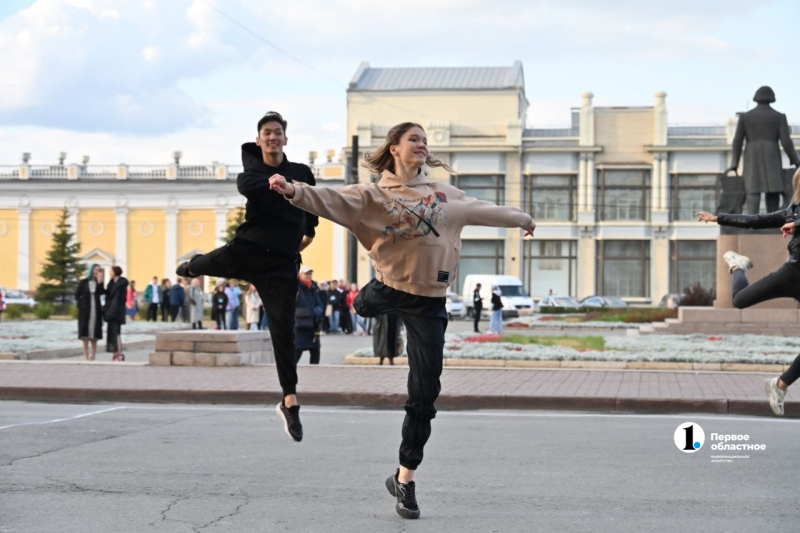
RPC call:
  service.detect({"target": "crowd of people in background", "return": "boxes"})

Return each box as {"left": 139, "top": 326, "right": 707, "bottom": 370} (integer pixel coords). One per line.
{"left": 319, "top": 278, "right": 370, "bottom": 336}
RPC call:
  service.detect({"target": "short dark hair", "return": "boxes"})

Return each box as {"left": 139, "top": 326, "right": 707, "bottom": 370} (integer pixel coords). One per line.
{"left": 112, "top": 266, "right": 123, "bottom": 277}
{"left": 257, "top": 111, "right": 287, "bottom": 134}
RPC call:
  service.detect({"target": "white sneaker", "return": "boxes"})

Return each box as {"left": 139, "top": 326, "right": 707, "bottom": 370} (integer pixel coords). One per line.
{"left": 722, "top": 251, "right": 753, "bottom": 273}
{"left": 764, "top": 377, "right": 786, "bottom": 416}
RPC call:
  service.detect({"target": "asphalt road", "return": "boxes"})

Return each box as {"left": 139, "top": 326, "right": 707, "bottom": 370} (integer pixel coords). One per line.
{"left": 2, "top": 401, "right": 797, "bottom": 532}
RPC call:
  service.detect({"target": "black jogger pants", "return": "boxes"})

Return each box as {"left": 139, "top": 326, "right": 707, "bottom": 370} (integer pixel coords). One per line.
{"left": 354, "top": 279, "right": 448, "bottom": 470}
{"left": 188, "top": 238, "right": 300, "bottom": 395}
{"left": 731, "top": 264, "right": 800, "bottom": 385}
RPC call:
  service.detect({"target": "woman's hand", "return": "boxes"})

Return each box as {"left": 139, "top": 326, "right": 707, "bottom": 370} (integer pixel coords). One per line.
{"left": 524, "top": 220, "right": 536, "bottom": 237}
{"left": 696, "top": 211, "right": 718, "bottom": 223}
{"left": 781, "top": 222, "right": 796, "bottom": 238}
{"left": 269, "top": 174, "right": 296, "bottom": 198}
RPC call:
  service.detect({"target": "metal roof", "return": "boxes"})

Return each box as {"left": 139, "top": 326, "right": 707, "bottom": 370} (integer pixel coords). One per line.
{"left": 349, "top": 61, "right": 524, "bottom": 91}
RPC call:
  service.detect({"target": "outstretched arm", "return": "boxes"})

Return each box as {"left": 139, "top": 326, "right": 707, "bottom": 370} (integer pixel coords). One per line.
{"left": 269, "top": 174, "right": 365, "bottom": 231}
{"left": 465, "top": 194, "right": 536, "bottom": 235}
{"left": 697, "top": 209, "right": 787, "bottom": 229}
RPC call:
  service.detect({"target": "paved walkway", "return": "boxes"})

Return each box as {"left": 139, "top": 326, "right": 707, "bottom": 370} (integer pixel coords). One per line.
{"left": 0, "top": 362, "right": 793, "bottom": 417}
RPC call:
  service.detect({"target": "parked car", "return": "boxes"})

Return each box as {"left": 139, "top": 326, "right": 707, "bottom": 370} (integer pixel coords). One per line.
{"left": 0, "top": 288, "right": 36, "bottom": 307}
{"left": 461, "top": 275, "right": 534, "bottom": 318}
{"left": 658, "top": 293, "right": 682, "bottom": 309}
{"left": 537, "top": 295, "right": 581, "bottom": 311}
{"left": 445, "top": 292, "right": 466, "bottom": 320}
{"left": 580, "top": 296, "right": 630, "bottom": 309}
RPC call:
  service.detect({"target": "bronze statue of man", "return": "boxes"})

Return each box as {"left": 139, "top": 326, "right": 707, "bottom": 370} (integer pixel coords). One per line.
{"left": 727, "top": 86, "right": 800, "bottom": 214}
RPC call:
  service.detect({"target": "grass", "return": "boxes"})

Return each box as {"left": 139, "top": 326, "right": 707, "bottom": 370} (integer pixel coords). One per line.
{"left": 501, "top": 334, "right": 606, "bottom": 351}
{"left": 580, "top": 308, "right": 678, "bottom": 323}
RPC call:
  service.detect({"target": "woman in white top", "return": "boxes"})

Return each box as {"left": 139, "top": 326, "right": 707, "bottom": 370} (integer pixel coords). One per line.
{"left": 245, "top": 284, "right": 262, "bottom": 330}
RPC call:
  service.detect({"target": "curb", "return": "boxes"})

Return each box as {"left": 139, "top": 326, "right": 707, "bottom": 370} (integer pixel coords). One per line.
{"left": 4, "top": 340, "right": 154, "bottom": 361}
{"left": 0, "top": 386, "right": 791, "bottom": 417}
{"left": 342, "top": 355, "right": 790, "bottom": 373}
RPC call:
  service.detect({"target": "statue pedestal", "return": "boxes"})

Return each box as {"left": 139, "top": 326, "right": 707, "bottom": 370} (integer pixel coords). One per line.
{"left": 715, "top": 230, "right": 798, "bottom": 309}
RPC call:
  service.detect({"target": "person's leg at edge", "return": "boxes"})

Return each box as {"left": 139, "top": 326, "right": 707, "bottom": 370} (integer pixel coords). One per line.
{"left": 81, "top": 339, "right": 89, "bottom": 361}
{"left": 731, "top": 264, "right": 800, "bottom": 310}
{"left": 397, "top": 314, "right": 447, "bottom": 484}
{"left": 309, "top": 347, "right": 320, "bottom": 365}
{"left": 295, "top": 349, "right": 304, "bottom": 364}
{"left": 90, "top": 339, "right": 97, "bottom": 360}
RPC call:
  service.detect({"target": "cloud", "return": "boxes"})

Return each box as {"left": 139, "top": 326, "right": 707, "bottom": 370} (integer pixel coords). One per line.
{"left": 0, "top": 0, "right": 245, "bottom": 134}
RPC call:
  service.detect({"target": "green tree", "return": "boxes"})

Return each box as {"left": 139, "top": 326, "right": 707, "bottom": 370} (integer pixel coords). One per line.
{"left": 37, "top": 208, "right": 82, "bottom": 304}
{"left": 225, "top": 207, "right": 245, "bottom": 243}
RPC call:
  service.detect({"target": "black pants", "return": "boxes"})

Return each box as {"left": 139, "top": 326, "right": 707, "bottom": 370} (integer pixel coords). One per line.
{"left": 296, "top": 347, "right": 320, "bottom": 365}
{"left": 147, "top": 303, "right": 158, "bottom": 321}
{"left": 731, "top": 264, "right": 800, "bottom": 385}
{"left": 215, "top": 311, "right": 227, "bottom": 330}
{"left": 161, "top": 303, "right": 170, "bottom": 322}
{"left": 746, "top": 192, "right": 781, "bottom": 215}
{"left": 340, "top": 307, "right": 353, "bottom": 334}
{"left": 106, "top": 321, "right": 122, "bottom": 353}
{"left": 473, "top": 305, "right": 482, "bottom": 332}
{"left": 354, "top": 279, "right": 447, "bottom": 470}
{"left": 170, "top": 306, "right": 182, "bottom": 322}
{"left": 189, "top": 238, "right": 300, "bottom": 395}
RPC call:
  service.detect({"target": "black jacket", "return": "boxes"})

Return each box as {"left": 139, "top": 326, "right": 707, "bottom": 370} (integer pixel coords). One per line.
{"left": 103, "top": 277, "right": 128, "bottom": 324}
{"left": 473, "top": 289, "right": 483, "bottom": 309}
{"left": 295, "top": 281, "right": 324, "bottom": 351}
{"left": 718, "top": 205, "right": 800, "bottom": 263}
{"left": 491, "top": 293, "right": 504, "bottom": 311}
{"left": 234, "top": 143, "right": 318, "bottom": 253}
{"left": 76, "top": 278, "right": 105, "bottom": 339}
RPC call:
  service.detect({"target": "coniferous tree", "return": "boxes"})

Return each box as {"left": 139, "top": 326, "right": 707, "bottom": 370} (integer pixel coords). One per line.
{"left": 37, "top": 208, "right": 82, "bottom": 304}
{"left": 225, "top": 207, "right": 245, "bottom": 243}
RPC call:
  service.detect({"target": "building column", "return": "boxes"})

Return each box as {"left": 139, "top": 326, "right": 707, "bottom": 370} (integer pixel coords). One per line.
{"left": 505, "top": 152, "right": 523, "bottom": 278}
{"left": 18, "top": 208, "right": 31, "bottom": 290}
{"left": 333, "top": 224, "right": 346, "bottom": 280}
{"left": 577, "top": 228, "right": 596, "bottom": 300}
{"left": 651, "top": 154, "right": 662, "bottom": 214}
{"left": 165, "top": 209, "right": 178, "bottom": 278}
{"left": 115, "top": 208, "right": 128, "bottom": 273}
{"left": 651, "top": 232, "right": 670, "bottom": 303}
{"left": 214, "top": 208, "right": 228, "bottom": 249}
{"left": 67, "top": 207, "right": 79, "bottom": 246}
{"left": 662, "top": 155, "right": 669, "bottom": 210}
{"left": 586, "top": 155, "right": 596, "bottom": 211}
{"left": 578, "top": 154, "right": 588, "bottom": 211}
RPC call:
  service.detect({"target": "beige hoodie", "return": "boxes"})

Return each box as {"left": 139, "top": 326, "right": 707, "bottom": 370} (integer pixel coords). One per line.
{"left": 288, "top": 169, "right": 534, "bottom": 297}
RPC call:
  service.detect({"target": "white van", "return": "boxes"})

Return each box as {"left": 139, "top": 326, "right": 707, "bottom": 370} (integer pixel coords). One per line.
{"left": 461, "top": 275, "right": 534, "bottom": 318}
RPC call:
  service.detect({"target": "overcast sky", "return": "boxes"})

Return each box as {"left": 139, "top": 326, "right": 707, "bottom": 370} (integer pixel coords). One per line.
{"left": 1, "top": 0, "right": 798, "bottom": 165}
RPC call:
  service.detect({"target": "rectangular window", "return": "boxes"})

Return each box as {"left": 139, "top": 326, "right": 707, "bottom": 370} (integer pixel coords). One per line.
{"left": 597, "top": 240, "right": 650, "bottom": 297}
{"left": 670, "top": 174, "right": 719, "bottom": 221}
{"left": 451, "top": 174, "right": 504, "bottom": 205}
{"left": 525, "top": 175, "right": 577, "bottom": 222}
{"left": 455, "top": 240, "right": 505, "bottom": 293}
{"left": 670, "top": 240, "right": 717, "bottom": 293}
{"left": 523, "top": 240, "right": 577, "bottom": 298}
{"left": 597, "top": 169, "right": 650, "bottom": 222}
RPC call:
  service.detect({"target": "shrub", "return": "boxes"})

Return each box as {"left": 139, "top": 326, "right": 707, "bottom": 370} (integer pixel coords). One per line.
{"left": 33, "top": 303, "right": 55, "bottom": 319}
{"left": 4, "top": 304, "right": 25, "bottom": 319}
{"left": 582, "top": 308, "right": 678, "bottom": 323}
{"left": 680, "top": 283, "right": 716, "bottom": 307}
{"left": 69, "top": 305, "right": 80, "bottom": 319}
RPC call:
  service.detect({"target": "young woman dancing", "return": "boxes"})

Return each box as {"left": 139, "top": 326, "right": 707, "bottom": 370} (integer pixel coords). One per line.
{"left": 270, "top": 122, "right": 535, "bottom": 519}
{"left": 697, "top": 169, "right": 800, "bottom": 416}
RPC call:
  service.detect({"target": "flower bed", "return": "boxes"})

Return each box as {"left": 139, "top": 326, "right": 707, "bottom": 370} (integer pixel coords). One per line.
{"left": 351, "top": 331, "right": 800, "bottom": 365}
{"left": 0, "top": 320, "right": 188, "bottom": 353}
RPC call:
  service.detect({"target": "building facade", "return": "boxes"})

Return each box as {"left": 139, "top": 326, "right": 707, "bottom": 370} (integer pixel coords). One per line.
{"left": 2, "top": 61, "right": 797, "bottom": 302}
{"left": 0, "top": 160, "right": 348, "bottom": 292}
{"left": 346, "top": 61, "right": 798, "bottom": 302}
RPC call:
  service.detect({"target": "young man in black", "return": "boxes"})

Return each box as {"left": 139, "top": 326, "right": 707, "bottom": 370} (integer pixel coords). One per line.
{"left": 176, "top": 111, "right": 317, "bottom": 442}
{"left": 473, "top": 283, "right": 483, "bottom": 333}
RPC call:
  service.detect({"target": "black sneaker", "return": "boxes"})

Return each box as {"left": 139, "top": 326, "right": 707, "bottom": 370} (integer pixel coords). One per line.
{"left": 385, "top": 469, "right": 420, "bottom": 519}
{"left": 275, "top": 401, "right": 303, "bottom": 442}
{"left": 175, "top": 260, "right": 198, "bottom": 279}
